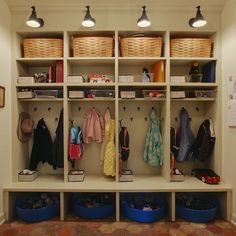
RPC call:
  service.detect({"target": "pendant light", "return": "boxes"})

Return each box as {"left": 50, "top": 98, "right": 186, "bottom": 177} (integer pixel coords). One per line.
{"left": 26, "top": 6, "right": 44, "bottom": 28}
{"left": 137, "top": 6, "right": 151, "bottom": 28}
{"left": 189, "top": 6, "right": 207, "bottom": 28}
{"left": 82, "top": 6, "right": 96, "bottom": 27}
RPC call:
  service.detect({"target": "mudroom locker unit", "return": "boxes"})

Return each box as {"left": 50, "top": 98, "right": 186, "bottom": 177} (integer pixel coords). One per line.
{"left": 3, "top": 25, "right": 232, "bottom": 221}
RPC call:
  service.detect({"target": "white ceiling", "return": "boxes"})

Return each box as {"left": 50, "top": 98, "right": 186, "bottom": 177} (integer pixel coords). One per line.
{"left": 5, "top": 0, "right": 228, "bottom": 12}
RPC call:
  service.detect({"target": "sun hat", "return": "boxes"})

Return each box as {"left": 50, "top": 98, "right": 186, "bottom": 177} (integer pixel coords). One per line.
{"left": 17, "top": 112, "right": 34, "bottom": 142}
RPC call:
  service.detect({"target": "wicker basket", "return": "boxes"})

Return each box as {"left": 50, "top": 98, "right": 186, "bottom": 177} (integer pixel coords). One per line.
{"left": 23, "top": 38, "right": 63, "bottom": 58}
{"left": 170, "top": 38, "right": 212, "bottom": 57}
{"left": 72, "top": 37, "right": 114, "bottom": 57}
{"left": 120, "top": 37, "right": 163, "bottom": 57}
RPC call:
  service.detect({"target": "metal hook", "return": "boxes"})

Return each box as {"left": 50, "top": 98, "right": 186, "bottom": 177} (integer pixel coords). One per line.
{"left": 34, "top": 107, "right": 37, "bottom": 111}
{"left": 123, "top": 106, "right": 126, "bottom": 111}
{"left": 55, "top": 117, "right": 58, "bottom": 122}
{"left": 130, "top": 117, "right": 133, "bottom": 121}
{"left": 175, "top": 117, "right": 178, "bottom": 122}
{"left": 48, "top": 107, "right": 51, "bottom": 111}
{"left": 78, "top": 107, "right": 81, "bottom": 111}
{"left": 144, "top": 117, "right": 148, "bottom": 122}
{"left": 196, "top": 106, "right": 199, "bottom": 111}
{"left": 137, "top": 107, "right": 140, "bottom": 111}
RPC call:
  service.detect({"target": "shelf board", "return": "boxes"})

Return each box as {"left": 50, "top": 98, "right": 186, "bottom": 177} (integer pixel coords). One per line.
{"left": 67, "top": 57, "right": 115, "bottom": 66}
{"left": 171, "top": 98, "right": 215, "bottom": 102}
{"left": 118, "top": 57, "right": 166, "bottom": 66}
{"left": 170, "top": 57, "right": 217, "bottom": 66}
{"left": 67, "top": 82, "right": 115, "bottom": 87}
{"left": 18, "top": 98, "right": 63, "bottom": 102}
{"left": 119, "top": 98, "right": 166, "bottom": 101}
{"left": 170, "top": 82, "right": 217, "bottom": 88}
{"left": 16, "top": 58, "right": 63, "bottom": 66}
{"left": 3, "top": 175, "right": 231, "bottom": 192}
{"left": 68, "top": 98, "right": 115, "bottom": 102}
{"left": 16, "top": 83, "right": 64, "bottom": 87}
{"left": 118, "top": 82, "right": 166, "bottom": 87}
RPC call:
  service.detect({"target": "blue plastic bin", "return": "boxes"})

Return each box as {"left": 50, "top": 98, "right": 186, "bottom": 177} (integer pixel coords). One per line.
{"left": 176, "top": 205, "right": 217, "bottom": 223}
{"left": 16, "top": 202, "right": 60, "bottom": 222}
{"left": 72, "top": 202, "right": 115, "bottom": 219}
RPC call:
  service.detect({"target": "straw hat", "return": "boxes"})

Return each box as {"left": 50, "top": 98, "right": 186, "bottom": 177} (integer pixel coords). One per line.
{"left": 17, "top": 112, "right": 34, "bottom": 142}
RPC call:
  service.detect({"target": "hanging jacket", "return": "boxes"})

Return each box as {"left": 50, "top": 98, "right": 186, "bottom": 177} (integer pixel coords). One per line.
{"left": 83, "top": 107, "right": 104, "bottom": 144}
{"left": 119, "top": 127, "right": 130, "bottom": 162}
{"left": 143, "top": 110, "right": 163, "bottom": 166}
{"left": 103, "top": 109, "right": 116, "bottom": 177}
{"left": 29, "top": 118, "right": 53, "bottom": 170}
{"left": 69, "top": 126, "right": 83, "bottom": 161}
{"left": 52, "top": 109, "right": 64, "bottom": 169}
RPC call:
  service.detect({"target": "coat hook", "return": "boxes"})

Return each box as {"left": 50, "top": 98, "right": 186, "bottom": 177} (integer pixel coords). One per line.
{"left": 175, "top": 117, "right": 178, "bottom": 122}
{"left": 78, "top": 107, "right": 81, "bottom": 111}
{"left": 123, "top": 106, "right": 126, "bottom": 111}
{"left": 34, "top": 107, "right": 37, "bottom": 111}
{"left": 189, "top": 117, "right": 192, "bottom": 121}
{"left": 130, "top": 117, "right": 133, "bottom": 121}
{"left": 152, "top": 107, "right": 154, "bottom": 110}
{"left": 55, "top": 117, "right": 58, "bottom": 122}
{"left": 107, "top": 106, "right": 110, "bottom": 110}
{"left": 144, "top": 117, "right": 147, "bottom": 122}
{"left": 48, "top": 107, "right": 51, "bottom": 111}
{"left": 137, "top": 107, "right": 140, "bottom": 111}
{"left": 196, "top": 106, "right": 199, "bottom": 111}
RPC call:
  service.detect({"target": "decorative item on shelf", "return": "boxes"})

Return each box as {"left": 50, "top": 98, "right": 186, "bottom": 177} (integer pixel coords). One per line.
{"left": 143, "top": 90, "right": 165, "bottom": 99}
{"left": 18, "top": 76, "right": 35, "bottom": 84}
{"left": 189, "top": 6, "right": 207, "bottom": 28}
{"left": 0, "top": 86, "right": 5, "bottom": 108}
{"left": 68, "top": 170, "right": 85, "bottom": 182}
{"left": 34, "top": 72, "right": 48, "bottom": 83}
{"left": 17, "top": 89, "right": 34, "bottom": 99}
{"left": 120, "top": 91, "right": 136, "bottom": 99}
{"left": 119, "top": 75, "right": 134, "bottom": 83}
{"left": 69, "top": 91, "right": 85, "bottom": 99}
{"left": 48, "top": 60, "right": 63, "bottom": 83}
{"left": 26, "top": 6, "right": 44, "bottom": 28}
{"left": 81, "top": 6, "right": 96, "bottom": 27}
{"left": 142, "top": 68, "right": 151, "bottom": 82}
{"left": 23, "top": 38, "right": 63, "bottom": 58}
{"left": 202, "top": 61, "right": 216, "bottom": 83}
{"left": 170, "top": 38, "right": 212, "bottom": 58}
{"left": 72, "top": 36, "right": 113, "bottom": 57}
{"left": 67, "top": 75, "right": 84, "bottom": 83}
{"left": 189, "top": 61, "right": 203, "bottom": 82}
{"left": 170, "top": 91, "right": 185, "bottom": 99}
{"left": 119, "top": 170, "right": 133, "bottom": 182}
{"left": 137, "top": 6, "right": 151, "bottom": 28}
{"left": 18, "top": 169, "right": 38, "bottom": 182}
{"left": 88, "top": 74, "right": 113, "bottom": 83}
{"left": 152, "top": 60, "right": 165, "bottom": 82}
{"left": 120, "top": 35, "right": 163, "bottom": 57}
{"left": 192, "top": 168, "right": 220, "bottom": 184}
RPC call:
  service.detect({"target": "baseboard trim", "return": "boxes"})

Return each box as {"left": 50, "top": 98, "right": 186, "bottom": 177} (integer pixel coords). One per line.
{"left": 0, "top": 212, "right": 4, "bottom": 224}
{"left": 231, "top": 213, "right": 236, "bottom": 225}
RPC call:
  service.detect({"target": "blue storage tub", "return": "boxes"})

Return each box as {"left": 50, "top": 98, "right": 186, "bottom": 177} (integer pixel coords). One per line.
{"left": 72, "top": 202, "right": 115, "bottom": 219}
{"left": 176, "top": 205, "right": 217, "bottom": 223}
{"left": 16, "top": 202, "right": 60, "bottom": 222}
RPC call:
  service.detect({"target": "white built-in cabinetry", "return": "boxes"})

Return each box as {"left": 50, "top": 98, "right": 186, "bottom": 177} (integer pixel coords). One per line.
{"left": 3, "top": 30, "right": 232, "bottom": 222}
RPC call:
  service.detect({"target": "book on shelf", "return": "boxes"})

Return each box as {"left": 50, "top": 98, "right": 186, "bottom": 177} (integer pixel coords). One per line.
{"left": 56, "top": 60, "right": 63, "bottom": 83}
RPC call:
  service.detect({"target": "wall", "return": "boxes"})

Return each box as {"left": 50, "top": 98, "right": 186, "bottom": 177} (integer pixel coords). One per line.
{"left": 222, "top": 0, "right": 236, "bottom": 224}
{"left": 0, "top": 0, "right": 11, "bottom": 223}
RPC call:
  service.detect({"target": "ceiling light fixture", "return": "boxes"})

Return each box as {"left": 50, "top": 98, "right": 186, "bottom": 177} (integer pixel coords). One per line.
{"left": 82, "top": 6, "right": 96, "bottom": 27}
{"left": 26, "top": 6, "right": 44, "bottom": 28}
{"left": 137, "top": 6, "right": 151, "bottom": 28}
{"left": 189, "top": 6, "right": 207, "bottom": 28}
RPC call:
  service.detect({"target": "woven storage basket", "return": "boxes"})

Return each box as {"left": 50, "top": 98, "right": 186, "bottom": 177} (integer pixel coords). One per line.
{"left": 120, "top": 37, "right": 163, "bottom": 57}
{"left": 23, "top": 38, "right": 63, "bottom": 58}
{"left": 72, "top": 37, "right": 114, "bottom": 57}
{"left": 170, "top": 38, "right": 212, "bottom": 57}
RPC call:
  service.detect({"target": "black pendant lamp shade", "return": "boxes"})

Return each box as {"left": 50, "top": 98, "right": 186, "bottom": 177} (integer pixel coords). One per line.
{"left": 26, "top": 6, "right": 44, "bottom": 28}
{"left": 189, "top": 6, "right": 207, "bottom": 28}
{"left": 137, "top": 6, "right": 151, "bottom": 27}
{"left": 82, "top": 6, "right": 96, "bottom": 27}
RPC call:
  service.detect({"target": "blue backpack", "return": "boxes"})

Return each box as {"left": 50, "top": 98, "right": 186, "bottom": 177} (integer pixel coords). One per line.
{"left": 176, "top": 108, "right": 194, "bottom": 162}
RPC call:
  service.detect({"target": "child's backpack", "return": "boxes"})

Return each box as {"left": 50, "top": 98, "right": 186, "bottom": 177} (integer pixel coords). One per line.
{"left": 176, "top": 108, "right": 194, "bottom": 162}
{"left": 119, "top": 126, "right": 130, "bottom": 162}
{"left": 189, "top": 119, "right": 215, "bottom": 162}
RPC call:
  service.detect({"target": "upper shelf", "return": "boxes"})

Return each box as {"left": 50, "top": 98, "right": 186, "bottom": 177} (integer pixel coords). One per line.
{"left": 16, "top": 58, "right": 63, "bottom": 66}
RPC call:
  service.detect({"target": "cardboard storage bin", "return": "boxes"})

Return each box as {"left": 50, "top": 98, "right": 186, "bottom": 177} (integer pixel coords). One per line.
{"left": 68, "top": 170, "right": 85, "bottom": 182}
{"left": 119, "top": 170, "right": 133, "bottom": 182}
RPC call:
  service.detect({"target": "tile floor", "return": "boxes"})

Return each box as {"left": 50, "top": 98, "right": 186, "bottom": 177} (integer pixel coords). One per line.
{"left": 1, "top": 218, "right": 236, "bottom": 236}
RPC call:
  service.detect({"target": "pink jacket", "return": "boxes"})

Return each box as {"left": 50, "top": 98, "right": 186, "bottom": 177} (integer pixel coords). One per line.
{"left": 83, "top": 107, "right": 104, "bottom": 144}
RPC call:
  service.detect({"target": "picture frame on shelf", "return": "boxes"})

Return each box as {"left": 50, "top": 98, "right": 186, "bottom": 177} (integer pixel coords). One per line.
{"left": 0, "top": 86, "right": 5, "bottom": 108}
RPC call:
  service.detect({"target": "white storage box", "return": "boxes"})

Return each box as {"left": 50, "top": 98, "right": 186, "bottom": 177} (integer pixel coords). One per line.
{"left": 120, "top": 91, "right": 136, "bottom": 99}
{"left": 69, "top": 91, "right": 85, "bottom": 98}
{"left": 171, "top": 91, "right": 185, "bottom": 99}
{"left": 90, "top": 90, "right": 115, "bottom": 99}
{"left": 170, "top": 76, "right": 186, "bottom": 83}
{"left": 119, "top": 170, "right": 133, "bottom": 182}
{"left": 67, "top": 75, "right": 84, "bottom": 83}
{"left": 34, "top": 90, "right": 59, "bottom": 98}
{"left": 18, "top": 76, "right": 35, "bottom": 84}
{"left": 68, "top": 170, "right": 85, "bottom": 182}
{"left": 17, "top": 91, "right": 34, "bottom": 99}
{"left": 18, "top": 170, "right": 38, "bottom": 182}
{"left": 119, "top": 76, "right": 134, "bottom": 83}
